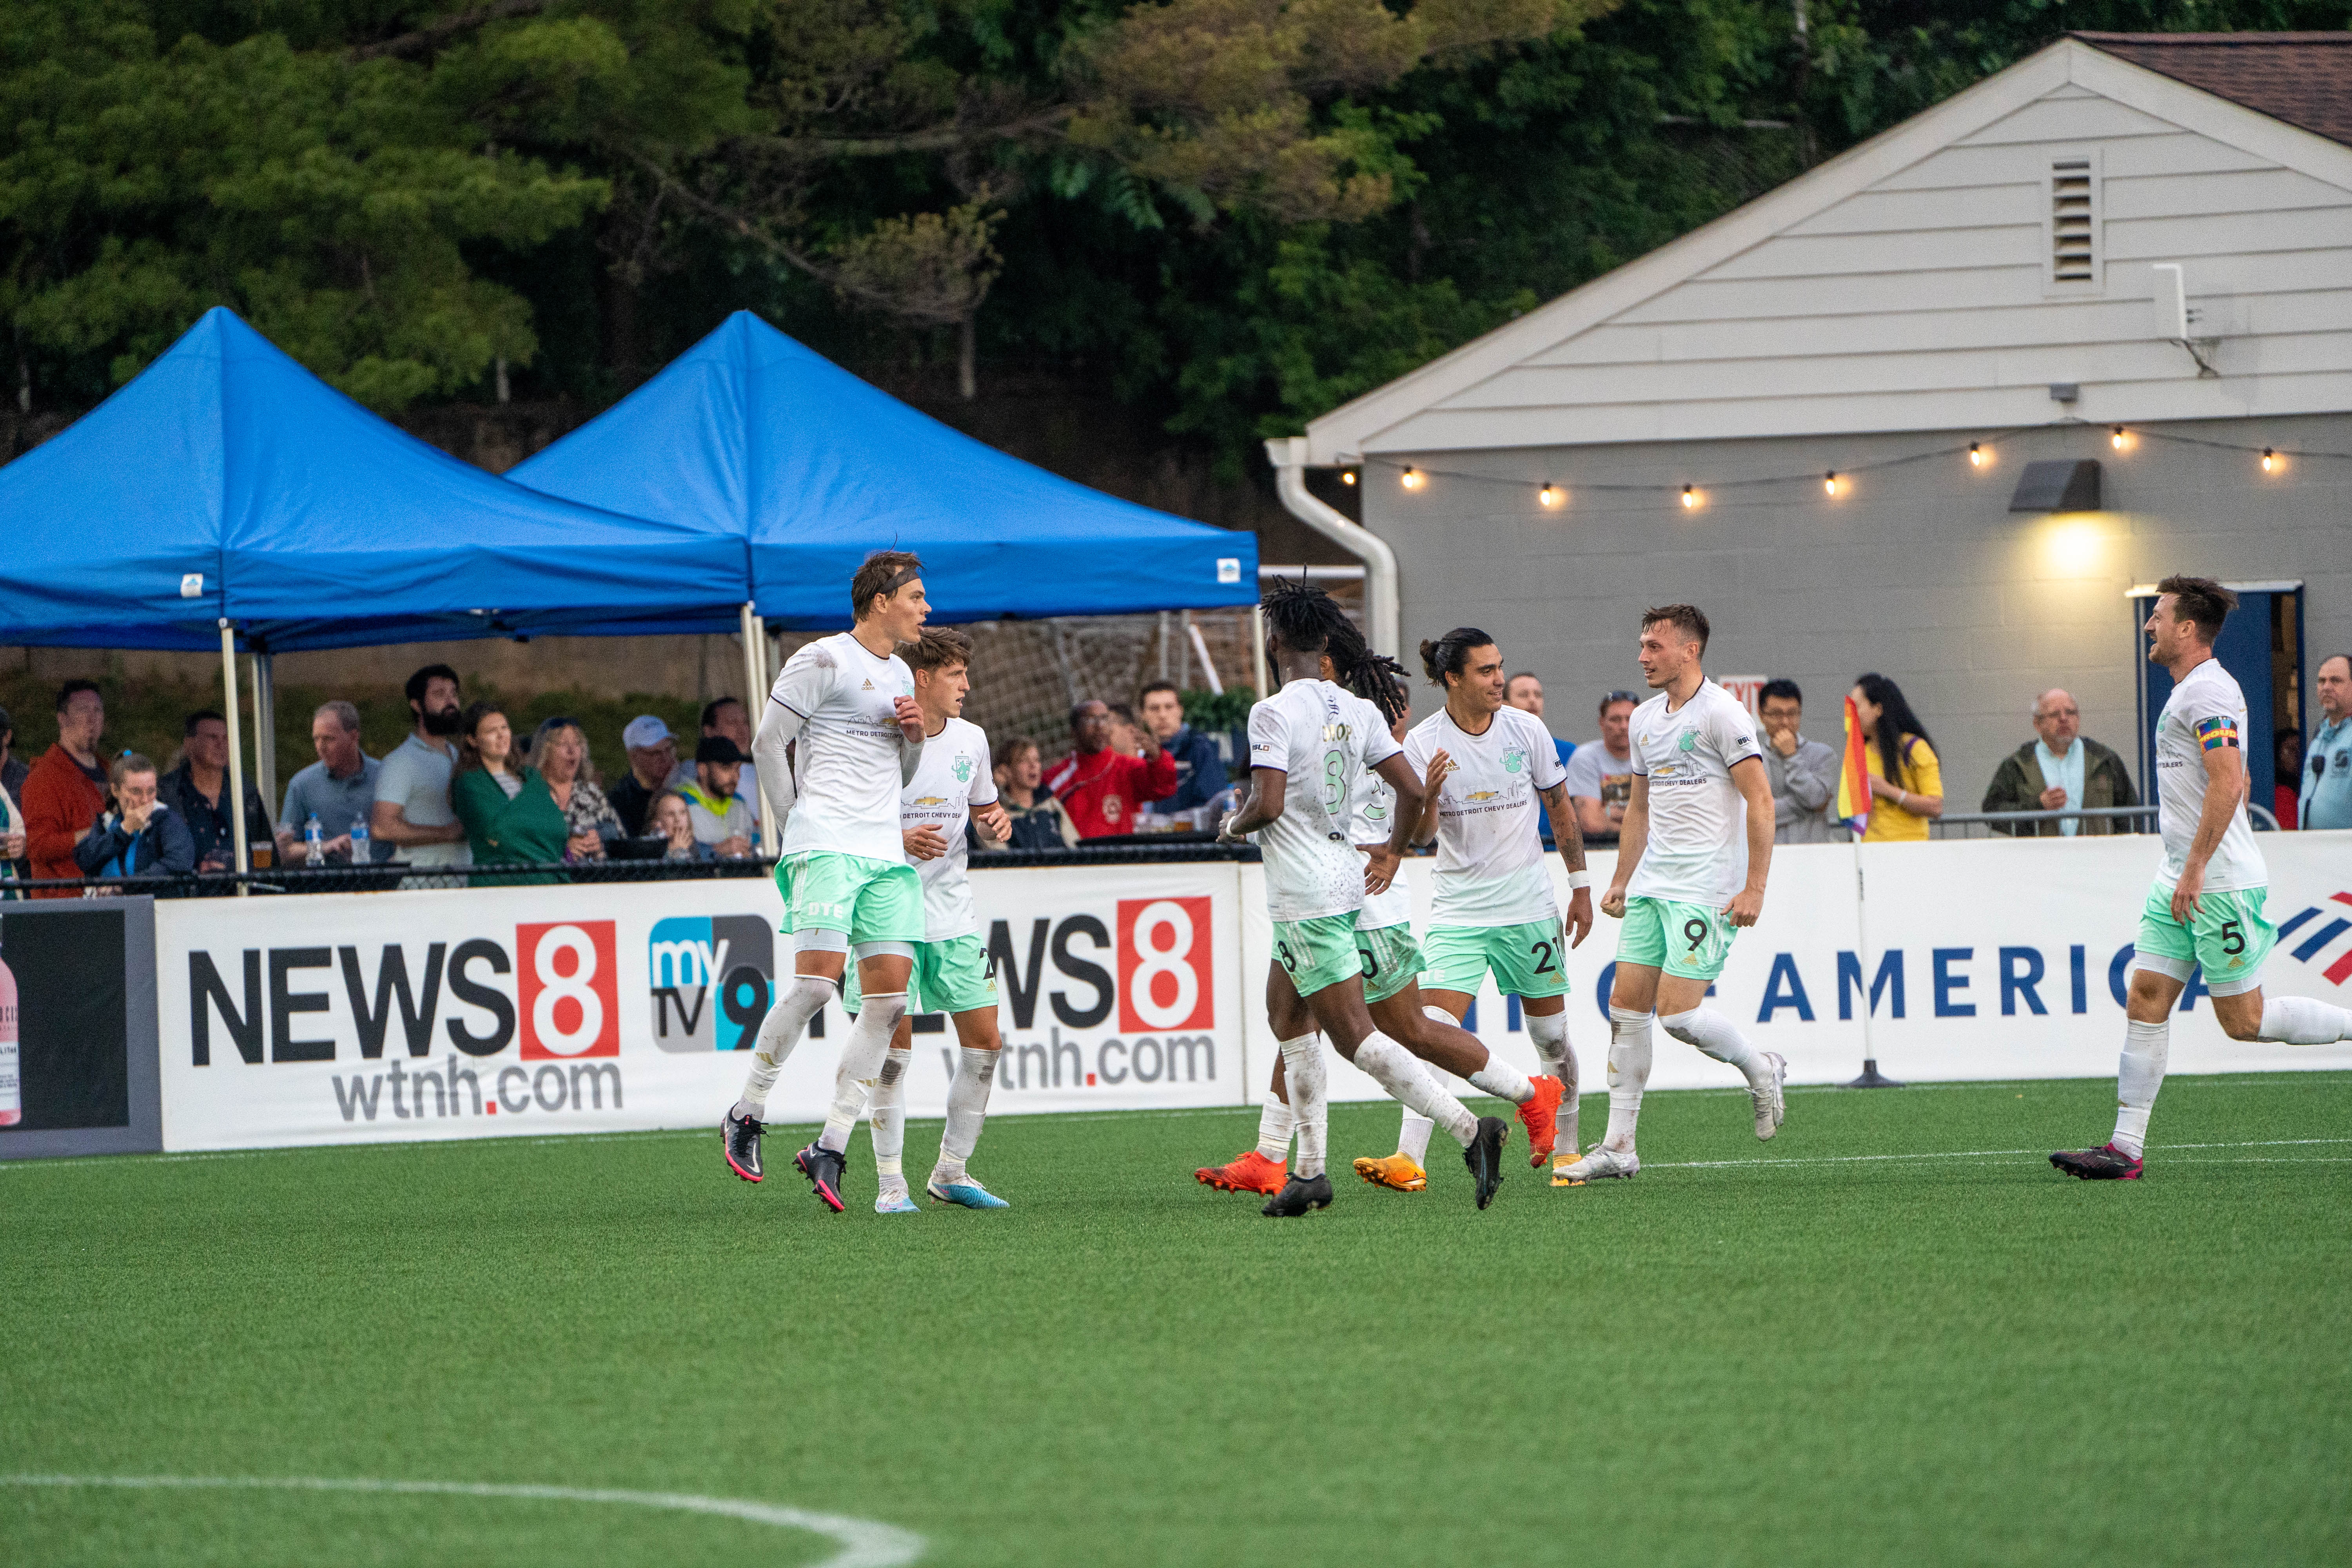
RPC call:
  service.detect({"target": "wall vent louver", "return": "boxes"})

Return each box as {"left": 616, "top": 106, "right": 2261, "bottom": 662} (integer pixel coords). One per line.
{"left": 2049, "top": 157, "right": 2098, "bottom": 288}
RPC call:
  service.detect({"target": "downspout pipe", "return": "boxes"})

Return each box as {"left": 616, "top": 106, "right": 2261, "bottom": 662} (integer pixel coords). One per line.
{"left": 1264, "top": 436, "right": 1400, "bottom": 657}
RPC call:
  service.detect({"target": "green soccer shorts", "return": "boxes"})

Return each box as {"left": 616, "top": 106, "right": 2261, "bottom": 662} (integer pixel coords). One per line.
{"left": 1421, "top": 919, "right": 1570, "bottom": 1000}
{"left": 1274, "top": 912, "right": 1367, "bottom": 1000}
{"left": 775, "top": 850, "right": 924, "bottom": 946}
{"left": 2135, "top": 881, "right": 2274, "bottom": 996}
{"left": 844, "top": 932, "right": 1000, "bottom": 1017}
{"left": 1356, "top": 922, "right": 1425, "bottom": 1007}
{"left": 1615, "top": 895, "right": 1737, "bottom": 982}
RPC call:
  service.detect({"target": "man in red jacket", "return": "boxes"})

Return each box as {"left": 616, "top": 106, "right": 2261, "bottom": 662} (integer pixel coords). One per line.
{"left": 1046, "top": 699, "right": 1177, "bottom": 838}
{"left": 24, "top": 679, "right": 111, "bottom": 897}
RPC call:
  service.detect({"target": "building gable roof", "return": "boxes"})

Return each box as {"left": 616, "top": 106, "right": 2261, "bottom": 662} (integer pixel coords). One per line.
{"left": 2074, "top": 32, "right": 2352, "bottom": 148}
{"left": 1300, "top": 36, "right": 2352, "bottom": 463}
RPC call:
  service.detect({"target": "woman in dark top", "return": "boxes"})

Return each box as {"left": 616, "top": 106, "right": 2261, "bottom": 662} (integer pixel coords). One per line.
{"left": 74, "top": 752, "right": 196, "bottom": 884}
{"left": 450, "top": 703, "right": 568, "bottom": 885}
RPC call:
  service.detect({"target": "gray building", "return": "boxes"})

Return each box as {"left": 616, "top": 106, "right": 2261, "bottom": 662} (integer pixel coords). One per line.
{"left": 1271, "top": 33, "right": 2352, "bottom": 811}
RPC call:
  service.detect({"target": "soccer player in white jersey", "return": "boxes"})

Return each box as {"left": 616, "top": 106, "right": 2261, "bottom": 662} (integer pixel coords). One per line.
{"left": 1194, "top": 626, "right": 1563, "bottom": 1196}
{"left": 722, "top": 550, "right": 930, "bottom": 1212}
{"left": 1217, "top": 583, "right": 1511, "bottom": 1215}
{"left": 1557, "top": 604, "right": 1787, "bottom": 1183}
{"left": 1377, "top": 627, "right": 1590, "bottom": 1189}
{"left": 839, "top": 626, "right": 1016, "bottom": 1211}
{"left": 2054, "top": 577, "right": 2352, "bottom": 1180}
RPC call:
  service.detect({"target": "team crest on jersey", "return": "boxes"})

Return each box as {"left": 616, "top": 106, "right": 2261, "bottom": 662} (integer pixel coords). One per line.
{"left": 1678, "top": 730, "right": 1697, "bottom": 753}
{"left": 1503, "top": 747, "right": 1526, "bottom": 774}
{"left": 953, "top": 756, "right": 974, "bottom": 782}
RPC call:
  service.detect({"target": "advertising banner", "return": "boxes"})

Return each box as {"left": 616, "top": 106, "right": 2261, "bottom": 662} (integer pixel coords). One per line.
{"left": 0, "top": 898, "right": 163, "bottom": 1160}
{"left": 152, "top": 832, "right": 2352, "bottom": 1152}
{"left": 155, "top": 862, "right": 1249, "bottom": 1152}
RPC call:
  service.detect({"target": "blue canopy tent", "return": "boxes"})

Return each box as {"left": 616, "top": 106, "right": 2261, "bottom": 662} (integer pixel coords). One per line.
{"left": 0, "top": 308, "right": 753, "bottom": 874}
{"left": 508, "top": 311, "right": 1259, "bottom": 628}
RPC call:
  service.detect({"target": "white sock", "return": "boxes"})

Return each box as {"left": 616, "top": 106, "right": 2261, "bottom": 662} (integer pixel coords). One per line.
{"left": 869, "top": 1047, "right": 911, "bottom": 1188}
{"left": 1526, "top": 1009, "right": 1577, "bottom": 1150}
{"left": 733, "top": 975, "right": 836, "bottom": 1120}
{"left": 2257, "top": 995, "right": 2352, "bottom": 1045}
{"left": 1661, "top": 1007, "right": 1763, "bottom": 1080}
{"left": 1256, "top": 1090, "right": 1296, "bottom": 1164}
{"left": 934, "top": 1046, "right": 998, "bottom": 1185}
{"left": 1395, "top": 1007, "right": 1452, "bottom": 1162}
{"left": 819, "top": 992, "right": 906, "bottom": 1154}
{"left": 1605, "top": 1006, "right": 1652, "bottom": 1151}
{"left": 1278, "top": 1034, "right": 1329, "bottom": 1179}
{"left": 1467, "top": 1051, "right": 1534, "bottom": 1104}
{"left": 1354, "top": 1032, "right": 1477, "bottom": 1146}
{"left": 2112, "top": 1018, "right": 2169, "bottom": 1159}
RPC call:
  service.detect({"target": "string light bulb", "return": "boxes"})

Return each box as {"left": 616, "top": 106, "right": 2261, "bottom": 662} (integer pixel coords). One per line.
{"left": 1824, "top": 471, "right": 1840, "bottom": 497}
{"left": 2261, "top": 448, "right": 2278, "bottom": 473}
{"left": 1538, "top": 481, "right": 1562, "bottom": 509}
{"left": 2111, "top": 425, "right": 2127, "bottom": 450}
{"left": 1969, "top": 442, "right": 1985, "bottom": 468}
{"left": 1400, "top": 466, "right": 1424, "bottom": 491}
{"left": 1681, "top": 485, "right": 1699, "bottom": 510}
{"left": 1340, "top": 469, "right": 1357, "bottom": 486}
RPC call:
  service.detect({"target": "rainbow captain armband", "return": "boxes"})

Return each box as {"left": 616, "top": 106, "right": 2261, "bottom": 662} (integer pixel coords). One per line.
{"left": 2194, "top": 716, "right": 2240, "bottom": 751}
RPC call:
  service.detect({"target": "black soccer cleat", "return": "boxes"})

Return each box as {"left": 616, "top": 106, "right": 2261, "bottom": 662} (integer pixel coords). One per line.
{"left": 722, "top": 1109, "right": 765, "bottom": 1181}
{"left": 2051, "top": 1143, "right": 2143, "bottom": 1181}
{"left": 1464, "top": 1116, "right": 1508, "bottom": 1209}
{"left": 794, "top": 1142, "right": 849, "bottom": 1212}
{"left": 1262, "top": 1172, "right": 1335, "bottom": 1218}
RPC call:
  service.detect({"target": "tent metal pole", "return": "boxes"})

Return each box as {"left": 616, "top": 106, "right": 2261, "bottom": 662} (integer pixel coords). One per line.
{"left": 1249, "top": 608, "right": 1268, "bottom": 700}
{"left": 219, "top": 621, "right": 250, "bottom": 896}
{"left": 251, "top": 651, "right": 277, "bottom": 817}
{"left": 739, "top": 602, "right": 767, "bottom": 851}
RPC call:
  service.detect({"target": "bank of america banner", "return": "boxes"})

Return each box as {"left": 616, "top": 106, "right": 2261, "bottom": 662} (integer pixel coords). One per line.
{"left": 154, "top": 834, "right": 2352, "bottom": 1151}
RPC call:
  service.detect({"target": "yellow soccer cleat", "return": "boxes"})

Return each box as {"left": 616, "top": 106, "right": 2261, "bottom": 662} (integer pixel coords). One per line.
{"left": 1551, "top": 1154, "right": 1586, "bottom": 1187}
{"left": 1352, "top": 1152, "right": 1428, "bottom": 1192}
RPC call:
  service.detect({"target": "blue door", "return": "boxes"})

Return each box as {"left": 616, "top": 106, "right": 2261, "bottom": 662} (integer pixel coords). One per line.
{"left": 2133, "top": 582, "right": 2302, "bottom": 823}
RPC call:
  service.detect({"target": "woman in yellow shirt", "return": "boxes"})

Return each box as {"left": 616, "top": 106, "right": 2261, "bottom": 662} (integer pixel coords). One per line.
{"left": 1851, "top": 673, "right": 1944, "bottom": 841}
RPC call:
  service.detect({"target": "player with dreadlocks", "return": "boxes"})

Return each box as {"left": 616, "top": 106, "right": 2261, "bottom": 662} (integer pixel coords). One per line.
{"left": 1195, "top": 606, "right": 1566, "bottom": 1196}
{"left": 1207, "top": 580, "right": 1510, "bottom": 1215}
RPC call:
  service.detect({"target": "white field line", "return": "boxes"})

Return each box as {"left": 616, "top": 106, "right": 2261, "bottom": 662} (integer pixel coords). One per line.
{"left": 1650, "top": 1136, "right": 2352, "bottom": 1171}
{"left": 0, "top": 1475, "right": 923, "bottom": 1568}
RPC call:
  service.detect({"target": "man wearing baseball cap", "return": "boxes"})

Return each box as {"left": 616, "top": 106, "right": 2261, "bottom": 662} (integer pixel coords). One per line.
{"left": 683, "top": 735, "right": 756, "bottom": 858}
{"left": 609, "top": 714, "right": 696, "bottom": 837}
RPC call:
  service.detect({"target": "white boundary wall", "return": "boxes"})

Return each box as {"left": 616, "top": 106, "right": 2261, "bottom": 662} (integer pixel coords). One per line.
{"left": 154, "top": 834, "right": 2352, "bottom": 1151}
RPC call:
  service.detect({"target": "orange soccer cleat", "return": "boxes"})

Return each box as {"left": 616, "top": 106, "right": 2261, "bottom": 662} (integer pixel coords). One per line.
{"left": 1351, "top": 1152, "right": 1428, "bottom": 1191}
{"left": 1196, "top": 1149, "right": 1287, "bottom": 1194}
{"left": 1519, "top": 1076, "right": 1566, "bottom": 1166}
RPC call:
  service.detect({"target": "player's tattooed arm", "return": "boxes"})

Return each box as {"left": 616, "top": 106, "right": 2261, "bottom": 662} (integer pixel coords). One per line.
{"left": 1365, "top": 751, "right": 1425, "bottom": 895}
{"left": 1599, "top": 775, "right": 1651, "bottom": 920}
{"left": 1219, "top": 766, "right": 1287, "bottom": 842}
{"left": 2172, "top": 738, "right": 2248, "bottom": 921}
{"left": 1540, "top": 781, "right": 1595, "bottom": 947}
{"left": 1726, "top": 754, "right": 1775, "bottom": 928}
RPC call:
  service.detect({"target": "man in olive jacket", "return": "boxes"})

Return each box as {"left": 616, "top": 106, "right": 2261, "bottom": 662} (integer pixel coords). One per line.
{"left": 1981, "top": 688, "right": 2139, "bottom": 836}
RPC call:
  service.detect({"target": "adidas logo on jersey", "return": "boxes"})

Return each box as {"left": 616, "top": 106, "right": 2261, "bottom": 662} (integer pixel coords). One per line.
{"left": 862, "top": 679, "right": 875, "bottom": 690}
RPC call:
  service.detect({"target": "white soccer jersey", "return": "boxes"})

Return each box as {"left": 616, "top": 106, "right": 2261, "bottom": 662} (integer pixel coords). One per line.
{"left": 1247, "top": 679, "right": 1402, "bottom": 923}
{"left": 1347, "top": 751, "right": 1413, "bottom": 933}
{"left": 899, "top": 715, "right": 1000, "bottom": 940}
{"left": 1624, "top": 680, "right": 1766, "bottom": 905}
{"left": 2153, "top": 658, "right": 2267, "bottom": 893}
{"left": 1402, "top": 704, "right": 1568, "bottom": 927}
{"left": 769, "top": 631, "right": 918, "bottom": 864}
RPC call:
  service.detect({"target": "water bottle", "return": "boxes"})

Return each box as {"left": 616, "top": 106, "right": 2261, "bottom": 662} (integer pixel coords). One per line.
{"left": 0, "top": 922, "right": 20, "bottom": 1127}
{"left": 349, "top": 814, "right": 370, "bottom": 864}
{"left": 304, "top": 813, "right": 325, "bottom": 867}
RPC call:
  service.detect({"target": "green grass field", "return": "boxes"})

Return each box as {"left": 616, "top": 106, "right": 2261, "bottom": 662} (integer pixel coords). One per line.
{"left": 5, "top": 1074, "right": 2348, "bottom": 1566}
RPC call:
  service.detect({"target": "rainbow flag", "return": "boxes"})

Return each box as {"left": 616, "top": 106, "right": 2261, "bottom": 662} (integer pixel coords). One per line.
{"left": 1837, "top": 695, "right": 1874, "bottom": 839}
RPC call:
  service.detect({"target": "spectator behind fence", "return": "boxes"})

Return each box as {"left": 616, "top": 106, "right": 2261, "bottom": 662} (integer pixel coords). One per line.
{"left": 1136, "top": 680, "right": 1229, "bottom": 824}
{"left": 74, "top": 752, "right": 195, "bottom": 883}
{"left": 23, "top": 680, "right": 110, "bottom": 897}
{"left": 994, "top": 737, "right": 1079, "bottom": 849}
{"left": 2302, "top": 654, "right": 2352, "bottom": 831}
{"left": 2276, "top": 730, "right": 2302, "bottom": 829}
{"left": 450, "top": 702, "right": 566, "bottom": 885}
{"left": 1757, "top": 679, "right": 1840, "bottom": 843}
{"left": 683, "top": 736, "right": 755, "bottom": 858}
{"left": 531, "top": 717, "right": 622, "bottom": 862}
{"left": 1505, "top": 671, "right": 1577, "bottom": 846}
{"left": 1048, "top": 698, "right": 1176, "bottom": 837}
{"left": 162, "top": 710, "right": 273, "bottom": 871}
{"left": 648, "top": 790, "right": 716, "bottom": 861}
{"left": 276, "top": 701, "right": 388, "bottom": 864}
{"left": 702, "top": 697, "right": 760, "bottom": 816}
{"left": 372, "top": 664, "right": 471, "bottom": 869}
{"left": 1851, "top": 673, "right": 1944, "bottom": 840}
{"left": 1981, "top": 688, "right": 2138, "bottom": 837}
{"left": 609, "top": 714, "right": 696, "bottom": 837}
{"left": 1561, "top": 689, "right": 1639, "bottom": 842}
{"left": 0, "top": 705, "right": 26, "bottom": 889}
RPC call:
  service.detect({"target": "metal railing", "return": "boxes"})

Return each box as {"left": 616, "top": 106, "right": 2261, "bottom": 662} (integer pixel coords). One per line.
{"left": 1931, "top": 803, "right": 2281, "bottom": 839}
